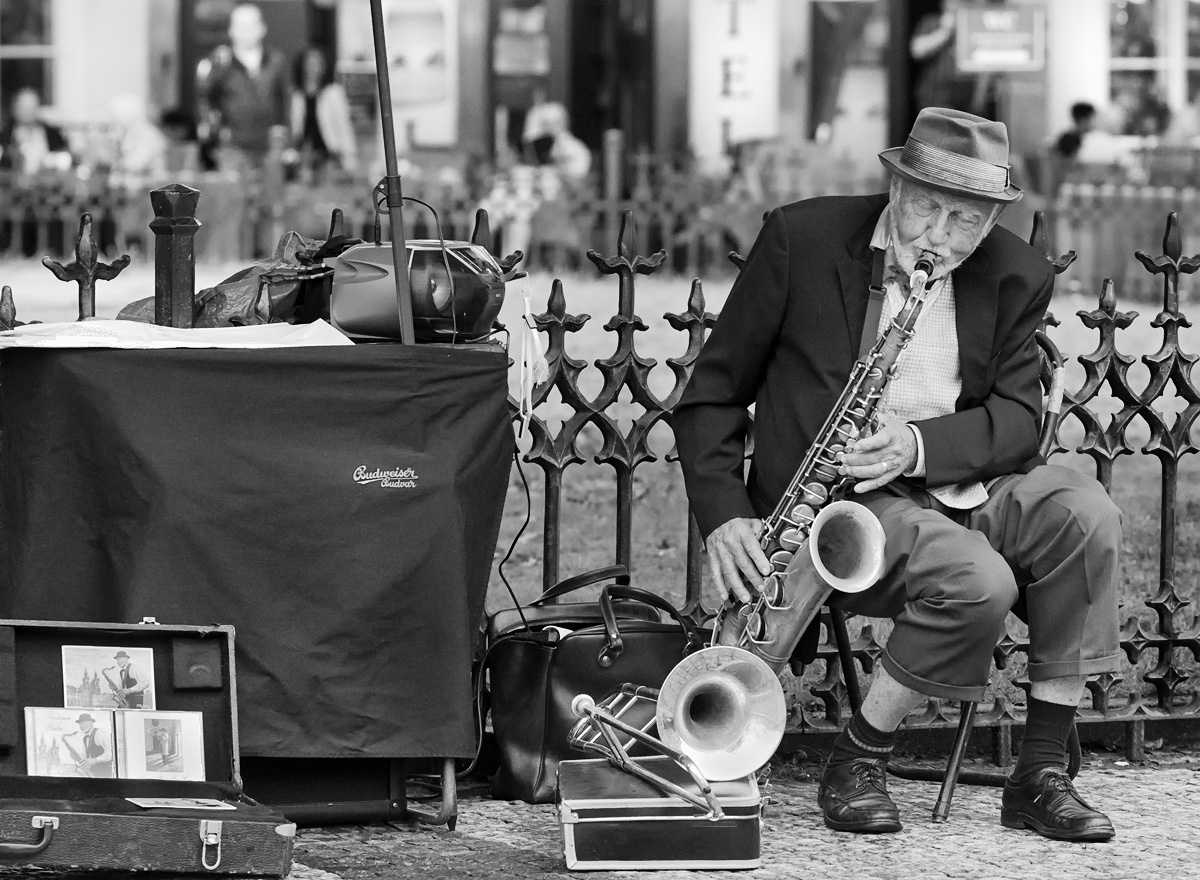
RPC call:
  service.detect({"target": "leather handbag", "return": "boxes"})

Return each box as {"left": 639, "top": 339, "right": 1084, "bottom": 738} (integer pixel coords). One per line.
{"left": 482, "top": 567, "right": 706, "bottom": 804}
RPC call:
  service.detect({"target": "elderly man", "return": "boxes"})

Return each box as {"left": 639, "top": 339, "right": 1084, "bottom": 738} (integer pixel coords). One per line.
{"left": 673, "top": 108, "right": 1121, "bottom": 841}
{"left": 67, "top": 713, "right": 114, "bottom": 778}
{"left": 110, "top": 650, "right": 150, "bottom": 709}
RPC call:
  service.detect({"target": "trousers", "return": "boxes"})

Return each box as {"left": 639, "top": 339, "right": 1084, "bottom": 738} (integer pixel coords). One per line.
{"left": 830, "top": 464, "right": 1123, "bottom": 702}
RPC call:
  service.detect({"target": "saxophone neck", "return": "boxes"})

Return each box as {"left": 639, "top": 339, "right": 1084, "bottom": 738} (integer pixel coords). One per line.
{"left": 909, "top": 257, "right": 935, "bottom": 291}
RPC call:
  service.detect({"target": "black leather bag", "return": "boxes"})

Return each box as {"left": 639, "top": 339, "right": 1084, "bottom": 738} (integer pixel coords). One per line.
{"left": 482, "top": 567, "right": 706, "bottom": 804}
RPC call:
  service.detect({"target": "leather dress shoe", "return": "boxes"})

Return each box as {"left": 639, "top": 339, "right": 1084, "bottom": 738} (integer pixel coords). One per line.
{"left": 818, "top": 756, "right": 902, "bottom": 833}
{"left": 1001, "top": 767, "right": 1115, "bottom": 842}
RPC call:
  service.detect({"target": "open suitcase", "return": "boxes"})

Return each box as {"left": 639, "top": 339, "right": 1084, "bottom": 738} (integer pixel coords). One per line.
{"left": 0, "top": 618, "right": 294, "bottom": 876}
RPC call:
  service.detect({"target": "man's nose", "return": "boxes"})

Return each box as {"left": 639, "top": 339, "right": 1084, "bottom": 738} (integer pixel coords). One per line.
{"left": 926, "top": 211, "right": 952, "bottom": 244}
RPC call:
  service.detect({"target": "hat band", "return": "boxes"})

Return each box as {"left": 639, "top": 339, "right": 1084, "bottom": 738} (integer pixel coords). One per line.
{"left": 900, "top": 137, "right": 1010, "bottom": 193}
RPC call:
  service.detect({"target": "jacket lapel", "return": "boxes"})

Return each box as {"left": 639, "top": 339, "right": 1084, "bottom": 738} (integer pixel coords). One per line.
{"left": 952, "top": 243, "right": 997, "bottom": 405}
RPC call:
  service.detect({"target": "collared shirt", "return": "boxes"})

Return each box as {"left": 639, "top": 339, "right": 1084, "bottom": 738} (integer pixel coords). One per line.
{"left": 868, "top": 209, "right": 989, "bottom": 509}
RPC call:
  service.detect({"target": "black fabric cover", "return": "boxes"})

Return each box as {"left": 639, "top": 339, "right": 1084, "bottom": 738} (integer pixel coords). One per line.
{"left": 0, "top": 343, "right": 513, "bottom": 760}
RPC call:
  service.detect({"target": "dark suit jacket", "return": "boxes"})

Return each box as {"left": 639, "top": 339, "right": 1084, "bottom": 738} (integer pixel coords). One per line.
{"left": 674, "top": 193, "right": 1054, "bottom": 539}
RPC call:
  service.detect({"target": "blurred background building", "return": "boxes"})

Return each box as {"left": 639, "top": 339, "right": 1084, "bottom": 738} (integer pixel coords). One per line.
{"left": 2, "top": 0, "right": 1194, "bottom": 174}
{"left": 1, "top": 0, "right": 1198, "bottom": 288}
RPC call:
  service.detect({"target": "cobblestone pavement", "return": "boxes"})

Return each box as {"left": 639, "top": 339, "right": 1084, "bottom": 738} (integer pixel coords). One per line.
{"left": 288, "top": 755, "right": 1200, "bottom": 880}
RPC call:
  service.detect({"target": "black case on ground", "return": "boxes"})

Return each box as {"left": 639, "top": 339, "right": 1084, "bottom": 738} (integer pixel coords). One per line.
{"left": 0, "top": 619, "right": 294, "bottom": 876}
{"left": 556, "top": 757, "right": 763, "bottom": 871}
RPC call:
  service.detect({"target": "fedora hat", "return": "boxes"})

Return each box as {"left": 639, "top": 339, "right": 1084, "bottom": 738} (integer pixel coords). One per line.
{"left": 76, "top": 713, "right": 94, "bottom": 723}
{"left": 113, "top": 651, "right": 129, "bottom": 659}
{"left": 879, "top": 107, "right": 1022, "bottom": 203}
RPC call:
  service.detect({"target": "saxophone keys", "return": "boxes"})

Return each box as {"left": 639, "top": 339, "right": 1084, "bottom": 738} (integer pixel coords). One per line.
{"left": 813, "top": 464, "right": 839, "bottom": 481}
{"left": 801, "top": 484, "right": 828, "bottom": 506}
{"left": 778, "top": 526, "right": 805, "bottom": 551}
{"left": 761, "top": 573, "right": 784, "bottom": 606}
{"left": 745, "top": 611, "right": 767, "bottom": 642}
{"left": 769, "top": 549, "right": 793, "bottom": 569}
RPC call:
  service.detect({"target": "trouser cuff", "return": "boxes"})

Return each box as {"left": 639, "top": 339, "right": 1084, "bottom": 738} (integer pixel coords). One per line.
{"left": 1027, "top": 653, "right": 1123, "bottom": 681}
{"left": 881, "top": 648, "right": 988, "bottom": 703}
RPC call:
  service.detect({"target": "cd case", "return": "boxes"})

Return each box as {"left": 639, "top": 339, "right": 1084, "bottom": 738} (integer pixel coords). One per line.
{"left": 115, "top": 710, "right": 206, "bottom": 781}
{"left": 24, "top": 707, "right": 118, "bottom": 779}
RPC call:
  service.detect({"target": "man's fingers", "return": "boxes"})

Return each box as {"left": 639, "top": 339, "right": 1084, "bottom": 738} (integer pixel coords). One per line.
{"left": 705, "top": 518, "right": 770, "bottom": 604}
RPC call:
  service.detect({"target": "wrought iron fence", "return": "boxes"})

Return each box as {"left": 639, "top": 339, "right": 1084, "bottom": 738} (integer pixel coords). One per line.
{"left": 517, "top": 209, "right": 1200, "bottom": 762}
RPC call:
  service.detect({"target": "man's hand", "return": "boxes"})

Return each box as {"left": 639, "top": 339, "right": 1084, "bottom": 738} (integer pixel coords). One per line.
{"left": 704, "top": 517, "right": 771, "bottom": 604}
{"left": 837, "top": 418, "right": 917, "bottom": 494}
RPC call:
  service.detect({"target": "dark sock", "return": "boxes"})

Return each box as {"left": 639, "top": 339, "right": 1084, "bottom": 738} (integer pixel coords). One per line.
{"left": 1012, "top": 697, "right": 1077, "bottom": 781}
{"left": 829, "top": 710, "right": 897, "bottom": 764}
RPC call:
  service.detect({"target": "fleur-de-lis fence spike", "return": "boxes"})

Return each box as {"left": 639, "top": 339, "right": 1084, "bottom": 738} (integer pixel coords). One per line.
{"left": 0, "top": 286, "right": 16, "bottom": 331}
{"left": 41, "top": 213, "right": 130, "bottom": 321}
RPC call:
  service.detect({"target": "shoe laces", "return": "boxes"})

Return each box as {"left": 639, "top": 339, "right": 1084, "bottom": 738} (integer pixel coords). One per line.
{"left": 1044, "top": 769, "right": 1096, "bottom": 810}
{"left": 852, "top": 760, "right": 889, "bottom": 792}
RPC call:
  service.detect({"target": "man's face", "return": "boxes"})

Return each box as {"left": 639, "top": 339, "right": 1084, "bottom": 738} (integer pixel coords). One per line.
{"left": 229, "top": 5, "right": 266, "bottom": 51}
{"left": 78, "top": 720, "right": 93, "bottom": 733}
{"left": 888, "top": 178, "right": 999, "bottom": 279}
{"left": 115, "top": 656, "right": 128, "bottom": 669}
{"left": 12, "top": 90, "right": 39, "bottom": 124}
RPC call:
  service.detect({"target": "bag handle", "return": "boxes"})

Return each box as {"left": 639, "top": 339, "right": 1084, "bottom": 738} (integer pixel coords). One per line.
{"left": 597, "top": 584, "right": 706, "bottom": 668}
{"left": 530, "top": 564, "right": 630, "bottom": 606}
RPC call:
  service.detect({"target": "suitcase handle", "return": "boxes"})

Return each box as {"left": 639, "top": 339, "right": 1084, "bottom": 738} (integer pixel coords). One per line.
{"left": 0, "top": 815, "right": 58, "bottom": 857}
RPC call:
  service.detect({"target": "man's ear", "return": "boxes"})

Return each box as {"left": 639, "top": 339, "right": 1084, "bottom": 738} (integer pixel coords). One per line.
{"left": 980, "top": 203, "right": 1005, "bottom": 239}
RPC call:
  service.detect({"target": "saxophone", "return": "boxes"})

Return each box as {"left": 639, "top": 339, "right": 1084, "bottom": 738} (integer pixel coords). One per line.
{"left": 711, "top": 256, "right": 937, "bottom": 670}
{"left": 575, "top": 258, "right": 941, "bottom": 788}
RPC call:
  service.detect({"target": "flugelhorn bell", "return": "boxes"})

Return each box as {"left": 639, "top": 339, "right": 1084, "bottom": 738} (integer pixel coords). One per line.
{"left": 655, "top": 645, "right": 786, "bottom": 781}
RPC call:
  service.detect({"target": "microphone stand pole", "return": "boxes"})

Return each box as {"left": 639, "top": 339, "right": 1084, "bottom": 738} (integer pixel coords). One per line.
{"left": 369, "top": 0, "right": 415, "bottom": 344}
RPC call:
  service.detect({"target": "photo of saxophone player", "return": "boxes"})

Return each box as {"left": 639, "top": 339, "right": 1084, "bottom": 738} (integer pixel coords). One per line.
{"left": 107, "top": 650, "right": 150, "bottom": 709}
{"left": 674, "top": 108, "right": 1121, "bottom": 842}
{"left": 62, "top": 713, "right": 115, "bottom": 778}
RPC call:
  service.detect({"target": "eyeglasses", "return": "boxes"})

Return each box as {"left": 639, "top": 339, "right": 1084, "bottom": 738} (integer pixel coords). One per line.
{"left": 903, "top": 193, "right": 988, "bottom": 236}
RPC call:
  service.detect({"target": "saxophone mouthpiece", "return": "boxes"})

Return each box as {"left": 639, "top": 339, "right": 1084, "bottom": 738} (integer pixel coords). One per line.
{"left": 910, "top": 257, "right": 935, "bottom": 291}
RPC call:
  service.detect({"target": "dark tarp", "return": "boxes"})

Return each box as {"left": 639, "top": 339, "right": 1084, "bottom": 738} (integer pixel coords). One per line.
{"left": 0, "top": 343, "right": 513, "bottom": 759}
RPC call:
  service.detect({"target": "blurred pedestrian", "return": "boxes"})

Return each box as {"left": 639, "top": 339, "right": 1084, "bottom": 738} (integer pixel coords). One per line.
{"left": 521, "top": 89, "right": 564, "bottom": 166}
{"left": 195, "top": 2, "right": 291, "bottom": 172}
{"left": 910, "top": 0, "right": 997, "bottom": 119}
{"left": 288, "top": 45, "right": 358, "bottom": 179}
{"left": 0, "top": 87, "right": 72, "bottom": 175}
{"left": 108, "top": 93, "right": 169, "bottom": 190}
{"left": 1052, "top": 102, "right": 1096, "bottom": 160}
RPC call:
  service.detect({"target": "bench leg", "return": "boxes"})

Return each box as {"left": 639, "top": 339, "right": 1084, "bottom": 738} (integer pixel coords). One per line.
{"left": 403, "top": 757, "right": 460, "bottom": 831}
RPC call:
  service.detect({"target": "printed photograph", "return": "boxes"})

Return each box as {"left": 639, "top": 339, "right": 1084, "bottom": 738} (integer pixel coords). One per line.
{"left": 62, "top": 645, "right": 156, "bottom": 711}
{"left": 25, "top": 707, "right": 117, "bottom": 779}
{"left": 116, "top": 710, "right": 205, "bottom": 781}
{"left": 126, "top": 797, "right": 236, "bottom": 811}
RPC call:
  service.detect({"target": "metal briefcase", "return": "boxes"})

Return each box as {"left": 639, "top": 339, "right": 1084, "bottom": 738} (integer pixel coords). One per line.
{"left": 0, "top": 618, "right": 294, "bottom": 876}
{"left": 556, "top": 757, "right": 763, "bottom": 871}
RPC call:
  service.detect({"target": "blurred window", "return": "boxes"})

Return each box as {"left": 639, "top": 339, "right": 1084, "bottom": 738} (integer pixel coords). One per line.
{"left": 1109, "top": 0, "right": 1200, "bottom": 135}
{"left": 0, "top": 0, "right": 53, "bottom": 119}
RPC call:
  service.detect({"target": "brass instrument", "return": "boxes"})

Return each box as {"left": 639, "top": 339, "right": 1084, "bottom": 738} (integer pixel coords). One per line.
{"left": 101, "top": 666, "right": 129, "bottom": 708}
{"left": 710, "top": 255, "right": 936, "bottom": 669}
{"left": 572, "top": 258, "right": 938, "bottom": 803}
{"left": 60, "top": 731, "right": 92, "bottom": 778}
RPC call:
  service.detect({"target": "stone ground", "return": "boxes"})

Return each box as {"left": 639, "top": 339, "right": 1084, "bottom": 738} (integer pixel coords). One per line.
{"left": 286, "top": 753, "right": 1200, "bottom": 880}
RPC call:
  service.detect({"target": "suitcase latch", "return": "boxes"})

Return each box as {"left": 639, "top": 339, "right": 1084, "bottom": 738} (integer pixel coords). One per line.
{"left": 199, "top": 820, "right": 223, "bottom": 871}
